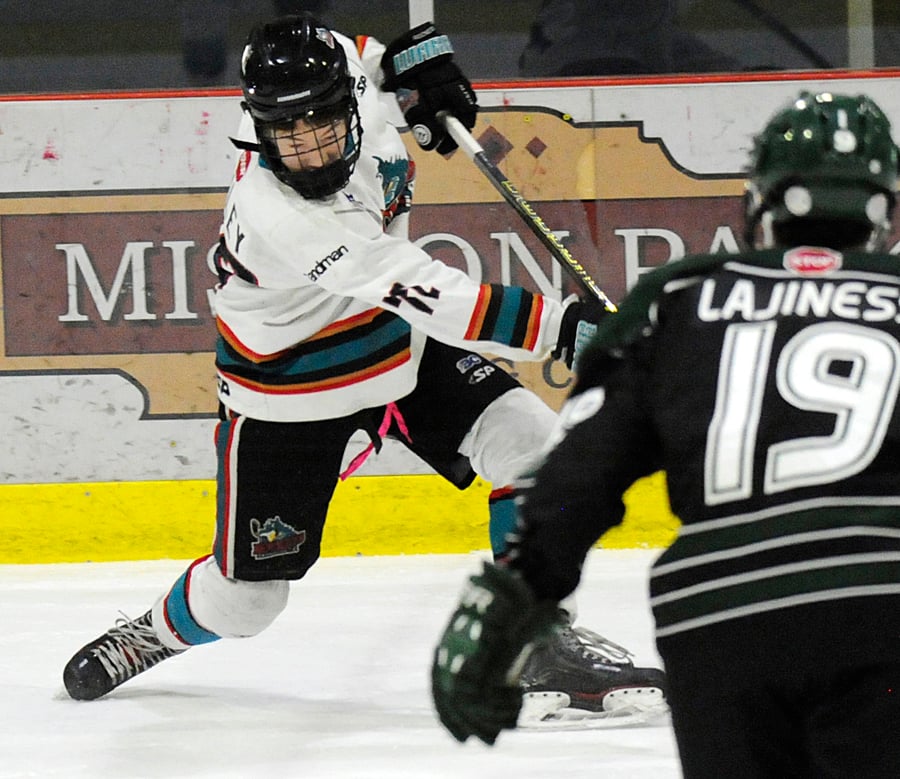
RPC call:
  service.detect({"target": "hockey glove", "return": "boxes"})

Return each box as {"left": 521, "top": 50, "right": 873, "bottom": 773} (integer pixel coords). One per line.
{"left": 553, "top": 297, "right": 611, "bottom": 372}
{"left": 431, "top": 561, "right": 560, "bottom": 745}
{"left": 381, "top": 22, "right": 477, "bottom": 154}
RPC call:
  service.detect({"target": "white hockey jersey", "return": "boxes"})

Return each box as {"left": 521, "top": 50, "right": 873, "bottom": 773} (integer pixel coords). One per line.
{"left": 214, "top": 31, "right": 566, "bottom": 422}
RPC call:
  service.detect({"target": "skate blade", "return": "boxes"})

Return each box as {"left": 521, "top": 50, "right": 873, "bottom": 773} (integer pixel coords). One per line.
{"left": 518, "top": 689, "right": 669, "bottom": 730}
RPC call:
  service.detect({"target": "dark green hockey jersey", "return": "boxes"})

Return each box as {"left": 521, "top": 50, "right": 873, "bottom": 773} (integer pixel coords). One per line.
{"left": 514, "top": 245, "right": 900, "bottom": 642}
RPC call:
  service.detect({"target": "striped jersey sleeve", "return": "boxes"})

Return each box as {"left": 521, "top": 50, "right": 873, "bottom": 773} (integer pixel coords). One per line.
{"left": 464, "top": 284, "right": 545, "bottom": 351}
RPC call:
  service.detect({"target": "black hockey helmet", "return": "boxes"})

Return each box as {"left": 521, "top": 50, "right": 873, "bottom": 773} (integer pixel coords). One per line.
{"left": 240, "top": 14, "right": 362, "bottom": 198}
{"left": 745, "top": 91, "right": 899, "bottom": 251}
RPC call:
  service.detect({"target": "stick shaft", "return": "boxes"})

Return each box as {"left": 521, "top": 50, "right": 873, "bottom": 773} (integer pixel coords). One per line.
{"left": 439, "top": 113, "right": 616, "bottom": 312}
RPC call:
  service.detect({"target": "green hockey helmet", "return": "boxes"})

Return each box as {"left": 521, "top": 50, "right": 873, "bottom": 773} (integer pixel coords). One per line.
{"left": 745, "top": 91, "right": 899, "bottom": 250}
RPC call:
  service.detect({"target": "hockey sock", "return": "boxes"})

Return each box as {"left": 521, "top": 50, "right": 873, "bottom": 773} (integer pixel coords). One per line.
{"left": 488, "top": 486, "right": 518, "bottom": 559}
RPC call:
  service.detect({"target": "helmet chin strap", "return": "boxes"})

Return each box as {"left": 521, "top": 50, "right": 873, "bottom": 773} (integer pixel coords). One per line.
{"left": 230, "top": 137, "right": 262, "bottom": 153}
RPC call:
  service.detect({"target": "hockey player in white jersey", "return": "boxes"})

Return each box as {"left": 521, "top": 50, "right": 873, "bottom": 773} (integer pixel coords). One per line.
{"left": 62, "top": 14, "right": 666, "bottom": 725}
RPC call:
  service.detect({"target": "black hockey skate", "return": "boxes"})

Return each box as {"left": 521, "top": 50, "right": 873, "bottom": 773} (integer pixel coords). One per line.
{"left": 63, "top": 610, "right": 184, "bottom": 701}
{"left": 518, "top": 623, "right": 668, "bottom": 729}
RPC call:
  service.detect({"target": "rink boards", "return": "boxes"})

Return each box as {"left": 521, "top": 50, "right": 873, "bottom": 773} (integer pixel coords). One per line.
{"left": 2, "top": 72, "right": 899, "bottom": 562}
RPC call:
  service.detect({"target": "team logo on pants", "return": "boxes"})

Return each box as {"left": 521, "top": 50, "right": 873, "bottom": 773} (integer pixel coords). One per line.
{"left": 249, "top": 516, "right": 307, "bottom": 560}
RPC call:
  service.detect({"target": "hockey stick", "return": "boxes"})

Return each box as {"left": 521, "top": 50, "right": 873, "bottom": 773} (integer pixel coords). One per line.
{"left": 438, "top": 112, "right": 617, "bottom": 312}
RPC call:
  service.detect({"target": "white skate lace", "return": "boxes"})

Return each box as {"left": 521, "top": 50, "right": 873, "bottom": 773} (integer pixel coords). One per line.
{"left": 566, "top": 627, "right": 634, "bottom": 667}
{"left": 91, "top": 613, "right": 172, "bottom": 684}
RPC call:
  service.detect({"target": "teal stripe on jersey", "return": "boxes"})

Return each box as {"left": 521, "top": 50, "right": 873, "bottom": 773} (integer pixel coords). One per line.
{"left": 492, "top": 287, "right": 528, "bottom": 343}
{"left": 217, "top": 316, "right": 410, "bottom": 374}
{"left": 216, "top": 314, "right": 411, "bottom": 389}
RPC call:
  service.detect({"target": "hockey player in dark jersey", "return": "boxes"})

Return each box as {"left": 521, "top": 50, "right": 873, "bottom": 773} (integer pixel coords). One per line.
{"left": 61, "top": 13, "right": 667, "bottom": 724}
{"left": 432, "top": 90, "right": 900, "bottom": 774}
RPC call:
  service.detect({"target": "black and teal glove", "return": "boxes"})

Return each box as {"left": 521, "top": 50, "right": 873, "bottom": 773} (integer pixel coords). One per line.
{"left": 553, "top": 297, "right": 611, "bottom": 372}
{"left": 381, "top": 22, "right": 477, "bottom": 154}
{"left": 431, "top": 562, "right": 560, "bottom": 745}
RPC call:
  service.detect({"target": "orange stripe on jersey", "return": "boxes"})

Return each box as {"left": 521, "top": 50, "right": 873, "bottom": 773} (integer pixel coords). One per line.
{"left": 219, "top": 349, "right": 411, "bottom": 395}
{"left": 217, "top": 318, "right": 292, "bottom": 364}
{"left": 522, "top": 294, "right": 544, "bottom": 350}
{"left": 303, "top": 308, "right": 384, "bottom": 342}
{"left": 217, "top": 309, "right": 385, "bottom": 363}
{"left": 464, "top": 285, "right": 493, "bottom": 340}
{"left": 355, "top": 35, "right": 370, "bottom": 57}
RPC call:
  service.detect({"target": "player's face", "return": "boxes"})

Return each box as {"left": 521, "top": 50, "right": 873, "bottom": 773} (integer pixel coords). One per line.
{"left": 271, "top": 112, "right": 347, "bottom": 172}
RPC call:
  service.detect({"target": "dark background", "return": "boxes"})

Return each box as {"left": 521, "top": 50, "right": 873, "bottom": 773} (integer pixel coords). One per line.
{"left": 0, "top": 1, "right": 898, "bottom": 93}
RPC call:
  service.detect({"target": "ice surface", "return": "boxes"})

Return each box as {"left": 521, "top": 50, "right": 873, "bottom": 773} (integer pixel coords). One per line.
{"left": 0, "top": 549, "right": 680, "bottom": 778}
